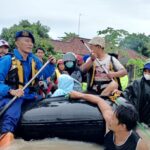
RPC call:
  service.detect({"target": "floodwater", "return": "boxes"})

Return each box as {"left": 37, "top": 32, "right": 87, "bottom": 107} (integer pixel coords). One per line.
{"left": 2, "top": 128, "right": 150, "bottom": 150}
{"left": 5, "top": 138, "right": 103, "bottom": 150}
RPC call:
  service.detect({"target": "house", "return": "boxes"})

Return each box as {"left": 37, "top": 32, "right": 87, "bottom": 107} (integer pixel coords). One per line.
{"left": 51, "top": 37, "right": 147, "bottom": 81}
{"left": 50, "top": 37, "right": 90, "bottom": 55}
{"left": 51, "top": 37, "right": 147, "bottom": 61}
{"left": 119, "top": 49, "right": 146, "bottom": 63}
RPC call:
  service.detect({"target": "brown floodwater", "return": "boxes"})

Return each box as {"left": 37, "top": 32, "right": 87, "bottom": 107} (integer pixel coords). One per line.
{"left": 2, "top": 128, "right": 150, "bottom": 150}
{"left": 5, "top": 138, "right": 103, "bottom": 150}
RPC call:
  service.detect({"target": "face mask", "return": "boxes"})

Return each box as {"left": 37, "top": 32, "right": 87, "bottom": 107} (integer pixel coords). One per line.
{"left": 144, "top": 74, "right": 150, "bottom": 80}
{"left": 65, "top": 61, "right": 74, "bottom": 68}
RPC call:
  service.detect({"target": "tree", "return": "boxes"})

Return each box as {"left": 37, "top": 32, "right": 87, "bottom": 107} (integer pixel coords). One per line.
{"left": 97, "top": 27, "right": 129, "bottom": 59}
{"left": 119, "top": 33, "right": 150, "bottom": 57}
{"left": 97, "top": 27, "right": 150, "bottom": 57}
{"left": 0, "top": 20, "right": 54, "bottom": 54}
{"left": 60, "top": 32, "right": 79, "bottom": 41}
{"left": 127, "top": 58, "right": 145, "bottom": 79}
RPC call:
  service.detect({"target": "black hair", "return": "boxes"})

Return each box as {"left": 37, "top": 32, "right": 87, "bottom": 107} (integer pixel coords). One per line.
{"left": 115, "top": 103, "right": 138, "bottom": 131}
{"left": 35, "top": 47, "right": 45, "bottom": 53}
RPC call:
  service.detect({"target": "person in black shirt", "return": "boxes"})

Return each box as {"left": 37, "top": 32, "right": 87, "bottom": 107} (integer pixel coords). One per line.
{"left": 69, "top": 91, "right": 148, "bottom": 150}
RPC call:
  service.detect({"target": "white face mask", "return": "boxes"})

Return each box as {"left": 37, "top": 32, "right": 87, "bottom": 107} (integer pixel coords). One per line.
{"left": 144, "top": 74, "right": 150, "bottom": 80}
{"left": 65, "top": 61, "right": 74, "bottom": 68}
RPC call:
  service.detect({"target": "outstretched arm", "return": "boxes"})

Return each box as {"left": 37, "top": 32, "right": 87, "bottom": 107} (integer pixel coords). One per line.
{"left": 136, "top": 139, "right": 149, "bottom": 150}
{"left": 70, "top": 91, "right": 113, "bottom": 124}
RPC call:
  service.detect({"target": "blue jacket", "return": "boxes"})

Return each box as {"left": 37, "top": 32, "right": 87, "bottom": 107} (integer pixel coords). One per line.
{"left": 0, "top": 49, "right": 55, "bottom": 99}
{"left": 51, "top": 74, "right": 74, "bottom": 97}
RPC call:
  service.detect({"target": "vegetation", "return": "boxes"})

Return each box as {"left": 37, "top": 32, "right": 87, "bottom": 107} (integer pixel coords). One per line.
{"left": 0, "top": 20, "right": 65, "bottom": 61}
{"left": 98, "top": 27, "right": 150, "bottom": 80}
{"left": 60, "top": 32, "right": 79, "bottom": 41}
{"left": 0, "top": 21, "right": 149, "bottom": 79}
{"left": 98, "top": 27, "right": 150, "bottom": 57}
{"left": 0, "top": 20, "right": 55, "bottom": 56}
{"left": 127, "top": 59, "right": 145, "bottom": 79}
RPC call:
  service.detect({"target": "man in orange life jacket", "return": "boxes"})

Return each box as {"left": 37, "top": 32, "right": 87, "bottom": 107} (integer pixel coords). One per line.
{"left": 0, "top": 30, "right": 56, "bottom": 147}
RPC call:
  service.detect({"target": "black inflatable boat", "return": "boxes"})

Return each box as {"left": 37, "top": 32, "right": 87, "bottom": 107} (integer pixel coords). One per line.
{"left": 16, "top": 96, "right": 115, "bottom": 144}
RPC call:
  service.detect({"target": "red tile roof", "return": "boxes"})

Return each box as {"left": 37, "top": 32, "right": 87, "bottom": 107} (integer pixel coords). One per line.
{"left": 126, "top": 49, "right": 147, "bottom": 60}
{"left": 51, "top": 37, "right": 90, "bottom": 55}
{"left": 119, "top": 49, "right": 147, "bottom": 60}
{"left": 51, "top": 37, "right": 147, "bottom": 60}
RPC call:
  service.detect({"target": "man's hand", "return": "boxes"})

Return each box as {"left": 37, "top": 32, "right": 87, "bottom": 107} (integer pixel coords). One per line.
{"left": 90, "top": 52, "right": 97, "bottom": 62}
{"left": 48, "top": 55, "right": 56, "bottom": 64}
{"left": 9, "top": 89, "right": 24, "bottom": 97}
{"left": 38, "top": 81, "right": 48, "bottom": 90}
{"left": 112, "top": 89, "right": 122, "bottom": 96}
{"left": 107, "top": 71, "right": 116, "bottom": 79}
{"left": 69, "top": 91, "right": 84, "bottom": 99}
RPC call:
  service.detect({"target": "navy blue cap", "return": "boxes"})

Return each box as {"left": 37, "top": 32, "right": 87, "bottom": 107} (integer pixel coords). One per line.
{"left": 15, "top": 30, "right": 35, "bottom": 43}
{"left": 144, "top": 63, "right": 150, "bottom": 70}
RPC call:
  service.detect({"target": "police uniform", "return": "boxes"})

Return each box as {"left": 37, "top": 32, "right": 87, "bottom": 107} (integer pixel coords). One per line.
{"left": 0, "top": 31, "right": 55, "bottom": 134}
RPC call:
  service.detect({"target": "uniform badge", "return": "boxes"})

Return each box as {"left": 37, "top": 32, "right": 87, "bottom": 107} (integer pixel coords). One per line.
{"left": 22, "top": 31, "right": 29, "bottom": 37}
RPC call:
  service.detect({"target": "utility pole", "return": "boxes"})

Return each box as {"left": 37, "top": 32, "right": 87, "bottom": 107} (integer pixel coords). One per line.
{"left": 78, "top": 13, "right": 82, "bottom": 37}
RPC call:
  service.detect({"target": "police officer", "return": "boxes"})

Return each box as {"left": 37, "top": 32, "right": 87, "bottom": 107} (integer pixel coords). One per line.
{"left": 0, "top": 30, "right": 56, "bottom": 147}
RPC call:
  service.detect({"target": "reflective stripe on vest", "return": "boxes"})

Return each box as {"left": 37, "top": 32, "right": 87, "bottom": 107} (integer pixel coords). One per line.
{"left": 31, "top": 59, "right": 38, "bottom": 85}
{"left": 109, "top": 63, "right": 118, "bottom": 83}
{"left": 90, "top": 63, "right": 96, "bottom": 87}
{"left": 11, "top": 57, "right": 37, "bottom": 89}
{"left": 55, "top": 68, "right": 61, "bottom": 79}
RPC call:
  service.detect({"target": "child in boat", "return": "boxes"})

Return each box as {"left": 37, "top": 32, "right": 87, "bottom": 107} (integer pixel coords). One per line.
{"left": 51, "top": 74, "right": 82, "bottom": 97}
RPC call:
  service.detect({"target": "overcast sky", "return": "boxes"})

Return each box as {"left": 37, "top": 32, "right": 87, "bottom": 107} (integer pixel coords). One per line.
{"left": 1, "top": 0, "right": 150, "bottom": 39}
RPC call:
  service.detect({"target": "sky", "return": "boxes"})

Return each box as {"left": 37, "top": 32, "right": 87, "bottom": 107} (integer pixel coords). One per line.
{"left": 1, "top": 0, "right": 150, "bottom": 39}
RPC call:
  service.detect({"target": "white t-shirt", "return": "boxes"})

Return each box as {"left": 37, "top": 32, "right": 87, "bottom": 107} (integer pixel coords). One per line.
{"left": 87, "top": 54, "right": 125, "bottom": 90}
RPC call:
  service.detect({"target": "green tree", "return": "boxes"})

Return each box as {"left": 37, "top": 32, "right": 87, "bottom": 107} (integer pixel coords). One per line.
{"left": 60, "top": 32, "right": 79, "bottom": 41}
{"left": 97, "top": 27, "right": 150, "bottom": 57}
{"left": 0, "top": 20, "right": 53, "bottom": 54}
{"left": 97, "top": 27, "right": 129, "bottom": 56}
{"left": 127, "top": 58, "right": 145, "bottom": 79}
{"left": 120, "top": 33, "right": 150, "bottom": 57}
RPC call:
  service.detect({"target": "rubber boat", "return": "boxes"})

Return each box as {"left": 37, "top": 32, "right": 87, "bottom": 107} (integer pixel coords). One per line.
{"left": 16, "top": 96, "right": 116, "bottom": 144}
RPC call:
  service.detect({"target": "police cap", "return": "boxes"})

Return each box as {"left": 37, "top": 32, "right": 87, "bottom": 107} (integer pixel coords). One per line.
{"left": 15, "top": 30, "right": 35, "bottom": 43}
